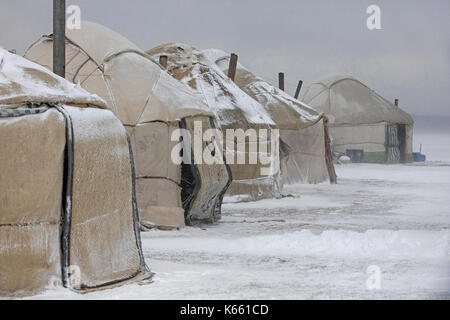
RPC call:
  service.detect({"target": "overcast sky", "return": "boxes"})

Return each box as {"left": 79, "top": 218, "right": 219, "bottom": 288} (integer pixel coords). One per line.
{"left": 1, "top": 0, "right": 449, "bottom": 116}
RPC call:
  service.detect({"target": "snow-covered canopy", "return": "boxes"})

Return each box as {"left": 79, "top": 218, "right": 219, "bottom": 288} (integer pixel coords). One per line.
{"left": 24, "top": 21, "right": 213, "bottom": 125}
{"left": 0, "top": 47, "right": 106, "bottom": 108}
{"left": 203, "top": 48, "right": 322, "bottom": 130}
{"left": 302, "top": 75, "right": 413, "bottom": 126}
{"left": 146, "top": 43, "right": 275, "bottom": 128}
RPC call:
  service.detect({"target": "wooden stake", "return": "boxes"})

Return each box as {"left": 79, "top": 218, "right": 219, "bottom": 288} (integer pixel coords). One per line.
{"left": 294, "top": 80, "right": 303, "bottom": 99}
{"left": 323, "top": 117, "right": 337, "bottom": 184}
{"left": 53, "top": 0, "right": 66, "bottom": 78}
{"left": 227, "top": 53, "right": 238, "bottom": 81}
{"left": 278, "top": 72, "right": 284, "bottom": 91}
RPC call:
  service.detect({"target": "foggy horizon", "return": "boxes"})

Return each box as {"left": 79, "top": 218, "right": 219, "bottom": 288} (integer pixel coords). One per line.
{"left": 1, "top": 0, "right": 449, "bottom": 117}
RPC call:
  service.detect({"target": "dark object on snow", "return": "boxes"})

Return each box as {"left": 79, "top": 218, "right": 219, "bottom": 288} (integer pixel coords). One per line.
{"left": 346, "top": 149, "right": 364, "bottom": 163}
{"left": 412, "top": 152, "right": 426, "bottom": 162}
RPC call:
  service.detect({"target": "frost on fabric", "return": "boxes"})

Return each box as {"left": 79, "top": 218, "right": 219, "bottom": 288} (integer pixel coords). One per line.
{"left": 63, "top": 106, "right": 127, "bottom": 151}
{"left": 0, "top": 48, "right": 106, "bottom": 107}
{"left": 301, "top": 74, "right": 414, "bottom": 126}
{"left": 202, "top": 48, "right": 322, "bottom": 126}
{"left": 147, "top": 43, "right": 275, "bottom": 127}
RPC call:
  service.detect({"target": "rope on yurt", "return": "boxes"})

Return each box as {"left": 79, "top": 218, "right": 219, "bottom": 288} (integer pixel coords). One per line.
{"left": 0, "top": 103, "right": 50, "bottom": 117}
{"left": 209, "top": 117, "right": 232, "bottom": 222}
{"left": 179, "top": 118, "right": 202, "bottom": 225}
{"left": 54, "top": 105, "right": 74, "bottom": 289}
{"left": 126, "top": 133, "right": 150, "bottom": 273}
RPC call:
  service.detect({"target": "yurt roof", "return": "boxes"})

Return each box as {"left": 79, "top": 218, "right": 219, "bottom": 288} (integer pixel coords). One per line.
{"left": 202, "top": 48, "right": 323, "bottom": 130}
{"left": 302, "top": 74, "right": 414, "bottom": 126}
{"left": 146, "top": 43, "right": 275, "bottom": 127}
{"left": 66, "top": 21, "right": 146, "bottom": 66}
{"left": 0, "top": 47, "right": 106, "bottom": 108}
{"left": 24, "top": 22, "right": 213, "bottom": 125}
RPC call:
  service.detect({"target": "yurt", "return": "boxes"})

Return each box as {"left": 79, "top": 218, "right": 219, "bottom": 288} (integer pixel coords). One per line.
{"left": 302, "top": 75, "right": 414, "bottom": 163}
{"left": 0, "top": 48, "right": 149, "bottom": 297}
{"left": 146, "top": 44, "right": 282, "bottom": 201}
{"left": 203, "top": 49, "right": 337, "bottom": 184}
{"left": 24, "top": 22, "right": 231, "bottom": 228}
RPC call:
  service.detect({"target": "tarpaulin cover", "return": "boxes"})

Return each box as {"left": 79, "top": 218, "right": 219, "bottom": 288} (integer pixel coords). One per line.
{"left": 302, "top": 75, "right": 414, "bottom": 126}
{"left": 280, "top": 119, "right": 330, "bottom": 184}
{"left": 64, "top": 106, "right": 146, "bottom": 289}
{"left": 202, "top": 49, "right": 322, "bottom": 130}
{"left": 183, "top": 116, "right": 231, "bottom": 223}
{"left": 302, "top": 75, "right": 413, "bottom": 163}
{"left": 203, "top": 48, "right": 334, "bottom": 184}
{"left": 147, "top": 43, "right": 283, "bottom": 200}
{"left": 25, "top": 22, "right": 230, "bottom": 227}
{"left": 0, "top": 109, "right": 64, "bottom": 297}
{"left": 0, "top": 48, "right": 148, "bottom": 296}
{"left": 0, "top": 47, "right": 105, "bottom": 108}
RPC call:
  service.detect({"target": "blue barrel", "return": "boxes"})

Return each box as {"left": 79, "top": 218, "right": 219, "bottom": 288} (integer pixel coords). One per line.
{"left": 412, "top": 152, "right": 426, "bottom": 162}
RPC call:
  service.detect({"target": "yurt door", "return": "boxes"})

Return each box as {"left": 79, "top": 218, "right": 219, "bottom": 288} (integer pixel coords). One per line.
{"left": 397, "top": 124, "right": 407, "bottom": 163}
{"left": 180, "top": 116, "right": 231, "bottom": 224}
{"left": 386, "top": 124, "right": 401, "bottom": 163}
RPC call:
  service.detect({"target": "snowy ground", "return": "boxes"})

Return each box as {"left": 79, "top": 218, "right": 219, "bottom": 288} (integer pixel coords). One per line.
{"left": 13, "top": 130, "right": 450, "bottom": 299}
{"left": 24, "top": 160, "right": 450, "bottom": 299}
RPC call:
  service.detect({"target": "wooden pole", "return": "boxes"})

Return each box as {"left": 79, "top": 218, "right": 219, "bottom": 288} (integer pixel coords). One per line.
{"left": 227, "top": 53, "right": 238, "bottom": 81}
{"left": 323, "top": 117, "right": 337, "bottom": 184}
{"left": 394, "top": 98, "right": 399, "bottom": 107}
{"left": 53, "top": 0, "right": 66, "bottom": 78}
{"left": 278, "top": 72, "right": 284, "bottom": 91}
{"left": 159, "top": 55, "right": 168, "bottom": 68}
{"left": 294, "top": 80, "right": 303, "bottom": 99}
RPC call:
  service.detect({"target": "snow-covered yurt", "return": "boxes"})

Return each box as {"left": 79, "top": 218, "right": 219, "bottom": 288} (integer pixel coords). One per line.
{"left": 302, "top": 75, "right": 414, "bottom": 163}
{"left": 147, "top": 44, "right": 282, "bottom": 201}
{"left": 203, "top": 49, "right": 336, "bottom": 184}
{"left": 0, "top": 48, "right": 149, "bottom": 297}
{"left": 25, "top": 22, "right": 231, "bottom": 228}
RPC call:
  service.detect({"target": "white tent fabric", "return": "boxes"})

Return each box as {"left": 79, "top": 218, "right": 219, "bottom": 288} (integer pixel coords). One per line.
{"left": 203, "top": 49, "right": 322, "bottom": 129}
{"left": 25, "top": 22, "right": 230, "bottom": 228}
{"left": 302, "top": 75, "right": 413, "bottom": 126}
{"left": 147, "top": 43, "right": 284, "bottom": 200}
{"left": 202, "top": 48, "right": 335, "bottom": 184}
{"left": 148, "top": 44, "right": 274, "bottom": 127}
{"left": 25, "top": 22, "right": 214, "bottom": 125}
{"left": 0, "top": 46, "right": 105, "bottom": 108}
{"left": 302, "top": 75, "right": 414, "bottom": 163}
{"left": 0, "top": 48, "right": 149, "bottom": 296}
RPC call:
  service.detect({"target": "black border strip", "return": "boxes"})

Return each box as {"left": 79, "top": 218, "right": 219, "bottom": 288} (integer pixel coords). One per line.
{"left": 0, "top": 300, "right": 440, "bottom": 317}
{"left": 180, "top": 118, "right": 202, "bottom": 225}
{"left": 209, "top": 117, "right": 232, "bottom": 221}
{"left": 55, "top": 105, "right": 74, "bottom": 288}
{"left": 126, "top": 133, "right": 148, "bottom": 272}
{"left": 56, "top": 108, "right": 150, "bottom": 291}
